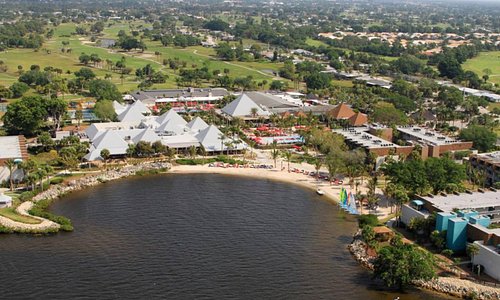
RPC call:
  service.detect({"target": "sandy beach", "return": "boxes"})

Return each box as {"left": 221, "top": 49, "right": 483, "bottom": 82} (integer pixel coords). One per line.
{"left": 171, "top": 164, "right": 393, "bottom": 219}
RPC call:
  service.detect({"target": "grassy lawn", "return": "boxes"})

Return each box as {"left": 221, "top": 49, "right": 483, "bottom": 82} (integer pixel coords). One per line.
{"left": 0, "top": 207, "right": 41, "bottom": 224}
{"left": 332, "top": 79, "right": 354, "bottom": 88}
{"left": 306, "top": 38, "right": 328, "bottom": 48}
{"left": 0, "top": 22, "right": 287, "bottom": 92}
{"left": 463, "top": 51, "right": 500, "bottom": 85}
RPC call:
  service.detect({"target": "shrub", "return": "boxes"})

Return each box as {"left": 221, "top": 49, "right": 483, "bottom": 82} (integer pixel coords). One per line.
{"left": 29, "top": 199, "right": 73, "bottom": 231}
{"left": 358, "top": 214, "right": 379, "bottom": 228}
{"left": 50, "top": 177, "right": 64, "bottom": 185}
{"left": 19, "top": 191, "right": 36, "bottom": 202}
{"left": 441, "top": 249, "right": 453, "bottom": 258}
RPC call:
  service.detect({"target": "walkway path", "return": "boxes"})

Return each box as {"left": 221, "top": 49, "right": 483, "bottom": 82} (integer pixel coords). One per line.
{"left": 0, "top": 201, "right": 60, "bottom": 232}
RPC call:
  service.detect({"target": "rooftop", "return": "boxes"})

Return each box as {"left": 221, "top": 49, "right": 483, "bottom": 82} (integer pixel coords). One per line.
{"left": 419, "top": 190, "right": 500, "bottom": 212}
{"left": 472, "top": 151, "right": 500, "bottom": 166}
{"left": 396, "top": 125, "right": 460, "bottom": 146}
{"left": 0, "top": 136, "right": 25, "bottom": 160}
{"left": 333, "top": 127, "right": 398, "bottom": 149}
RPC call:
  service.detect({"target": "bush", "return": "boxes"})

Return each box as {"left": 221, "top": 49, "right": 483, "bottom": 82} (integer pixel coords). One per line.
{"left": 441, "top": 249, "right": 453, "bottom": 258}
{"left": 29, "top": 199, "right": 73, "bottom": 231}
{"left": 50, "top": 177, "right": 64, "bottom": 185}
{"left": 19, "top": 191, "right": 36, "bottom": 202}
{"left": 358, "top": 214, "right": 379, "bottom": 228}
{"left": 175, "top": 158, "right": 215, "bottom": 165}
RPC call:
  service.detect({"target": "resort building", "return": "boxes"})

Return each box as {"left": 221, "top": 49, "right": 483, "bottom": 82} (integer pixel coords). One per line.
{"left": 127, "top": 88, "right": 229, "bottom": 109}
{"left": 0, "top": 135, "right": 29, "bottom": 183}
{"left": 396, "top": 126, "right": 472, "bottom": 158}
{"left": 401, "top": 190, "right": 500, "bottom": 280}
{"left": 332, "top": 127, "right": 413, "bottom": 157}
{"left": 0, "top": 135, "right": 28, "bottom": 166}
{"left": 327, "top": 103, "right": 368, "bottom": 127}
{"left": 221, "top": 93, "right": 271, "bottom": 119}
{"left": 83, "top": 105, "right": 247, "bottom": 161}
{"left": 468, "top": 152, "right": 500, "bottom": 187}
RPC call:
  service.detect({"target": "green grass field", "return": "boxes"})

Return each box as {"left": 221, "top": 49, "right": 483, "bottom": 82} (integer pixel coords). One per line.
{"left": 305, "top": 38, "right": 328, "bottom": 48}
{"left": 0, "top": 22, "right": 285, "bottom": 92}
{"left": 463, "top": 51, "right": 500, "bottom": 85}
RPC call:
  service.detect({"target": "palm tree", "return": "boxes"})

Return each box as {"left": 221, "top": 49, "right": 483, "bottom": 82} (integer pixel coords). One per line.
{"left": 166, "top": 147, "right": 176, "bottom": 163}
{"left": 26, "top": 173, "right": 38, "bottom": 191}
{"left": 126, "top": 144, "right": 136, "bottom": 160}
{"left": 75, "top": 109, "right": 83, "bottom": 129}
{"left": 189, "top": 145, "right": 197, "bottom": 158}
{"left": 42, "top": 164, "right": 53, "bottom": 186}
{"left": 36, "top": 169, "right": 47, "bottom": 191}
{"left": 224, "top": 141, "right": 233, "bottom": 155}
{"left": 100, "top": 148, "right": 110, "bottom": 170}
{"left": 281, "top": 150, "right": 292, "bottom": 171}
{"left": 198, "top": 144, "right": 207, "bottom": 164}
{"left": 466, "top": 243, "right": 480, "bottom": 273}
{"left": 250, "top": 107, "right": 258, "bottom": 118}
{"left": 219, "top": 133, "right": 226, "bottom": 154}
{"left": 270, "top": 140, "right": 280, "bottom": 168}
{"left": 314, "top": 158, "right": 323, "bottom": 181}
{"left": 4, "top": 159, "right": 16, "bottom": 191}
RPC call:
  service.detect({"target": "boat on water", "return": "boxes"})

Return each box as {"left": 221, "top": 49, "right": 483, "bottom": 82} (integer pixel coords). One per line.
{"left": 316, "top": 189, "right": 325, "bottom": 195}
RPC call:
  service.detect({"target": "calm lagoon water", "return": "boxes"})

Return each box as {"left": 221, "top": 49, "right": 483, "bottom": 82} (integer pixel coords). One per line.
{"left": 0, "top": 174, "right": 452, "bottom": 299}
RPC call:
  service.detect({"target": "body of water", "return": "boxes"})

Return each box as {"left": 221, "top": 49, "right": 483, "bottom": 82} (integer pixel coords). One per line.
{"left": 0, "top": 174, "right": 451, "bottom": 299}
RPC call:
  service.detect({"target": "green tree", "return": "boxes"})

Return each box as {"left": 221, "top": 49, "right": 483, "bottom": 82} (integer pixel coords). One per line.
{"left": 88, "top": 79, "right": 122, "bottom": 101}
{"left": 304, "top": 72, "right": 332, "bottom": 90}
{"left": 270, "top": 140, "right": 280, "bottom": 168}
{"left": 9, "top": 82, "right": 30, "bottom": 98}
{"left": 94, "top": 100, "right": 117, "bottom": 122}
{"left": 281, "top": 150, "right": 292, "bottom": 171}
{"left": 37, "top": 132, "right": 55, "bottom": 151}
{"left": 100, "top": 148, "right": 110, "bottom": 169}
{"left": 75, "top": 109, "right": 83, "bottom": 129}
{"left": 373, "top": 238, "right": 436, "bottom": 289}
{"left": 2, "top": 96, "right": 47, "bottom": 136}
{"left": 4, "top": 159, "right": 17, "bottom": 191}
{"left": 45, "top": 97, "right": 67, "bottom": 132}
{"left": 466, "top": 243, "right": 480, "bottom": 271}
{"left": 459, "top": 125, "right": 497, "bottom": 152}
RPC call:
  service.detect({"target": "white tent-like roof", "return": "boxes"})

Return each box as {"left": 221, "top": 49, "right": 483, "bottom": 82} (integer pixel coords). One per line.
{"left": 130, "top": 100, "right": 151, "bottom": 115}
{"left": 113, "top": 101, "right": 126, "bottom": 115}
{"left": 195, "top": 125, "right": 247, "bottom": 152}
{"left": 132, "top": 129, "right": 161, "bottom": 144}
{"left": 187, "top": 117, "right": 209, "bottom": 132}
{"left": 117, "top": 104, "right": 147, "bottom": 123}
{"left": 84, "top": 130, "right": 129, "bottom": 161}
{"left": 221, "top": 94, "right": 270, "bottom": 118}
{"left": 156, "top": 109, "right": 187, "bottom": 126}
{"left": 161, "top": 135, "right": 200, "bottom": 149}
{"left": 156, "top": 119, "right": 188, "bottom": 135}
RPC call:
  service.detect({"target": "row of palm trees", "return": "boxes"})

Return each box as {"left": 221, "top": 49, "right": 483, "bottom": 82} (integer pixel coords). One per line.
{"left": 4, "top": 159, "right": 53, "bottom": 192}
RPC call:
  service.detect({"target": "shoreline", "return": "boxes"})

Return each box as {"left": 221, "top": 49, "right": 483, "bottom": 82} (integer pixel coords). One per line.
{"left": 170, "top": 165, "right": 343, "bottom": 206}
{"left": 0, "top": 162, "right": 385, "bottom": 233}
{"left": 1, "top": 162, "right": 497, "bottom": 299}
{"left": 0, "top": 161, "right": 171, "bottom": 233}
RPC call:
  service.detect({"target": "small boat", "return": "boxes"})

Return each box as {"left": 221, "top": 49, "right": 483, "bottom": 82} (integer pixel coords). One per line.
{"left": 316, "top": 189, "right": 325, "bottom": 195}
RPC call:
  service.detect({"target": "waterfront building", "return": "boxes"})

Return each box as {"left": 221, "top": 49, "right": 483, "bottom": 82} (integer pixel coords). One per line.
{"left": 401, "top": 191, "right": 500, "bottom": 280}
{"left": 84, "top": 108, "right": 247, "bottom": 161}
{"left": 468, "top": 152, "right": 500, "bottom": 187}
{"left": 396, "top": 126, "right": 473, "bottom": 158}
{"left": 0, "top": 136, "right": 29, "bottom": 183}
